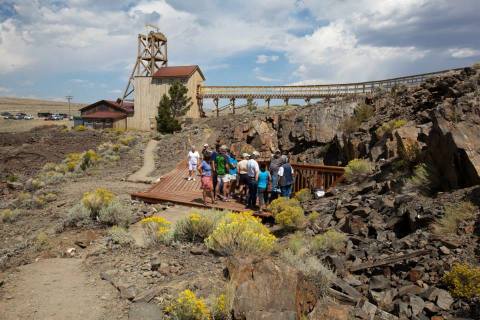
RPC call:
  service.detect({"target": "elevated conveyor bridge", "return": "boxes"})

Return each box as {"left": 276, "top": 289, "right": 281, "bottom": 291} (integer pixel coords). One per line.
{"left": 197, "top": 67, "right": 464, "bottom": 115}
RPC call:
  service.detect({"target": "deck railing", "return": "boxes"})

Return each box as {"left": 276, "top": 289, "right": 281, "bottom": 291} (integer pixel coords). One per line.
{"left": 291, "top": 163, "right": 345, "bottom": 192}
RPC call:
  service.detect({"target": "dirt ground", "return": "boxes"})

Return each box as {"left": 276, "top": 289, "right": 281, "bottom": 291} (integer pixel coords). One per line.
{"left": 0, "top": 123, "right": 224, "bottom": 319}
{"left": 0, "top": 96, "right": 83, "bottom": 115}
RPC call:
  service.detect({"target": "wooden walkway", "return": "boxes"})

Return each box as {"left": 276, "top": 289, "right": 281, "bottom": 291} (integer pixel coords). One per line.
{"left": 131, "top": 160, "right": 345, "bottom": 212}
{"left": 131, "top": 161, "right": 246, "bottom": 211}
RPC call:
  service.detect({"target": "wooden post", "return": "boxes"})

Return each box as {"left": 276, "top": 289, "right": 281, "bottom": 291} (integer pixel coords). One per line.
{"left": 284, "top": 98, "right": 289, "bottom": 106}
{"left": 231, "top": 98, "right": 236, "bottom": 114}
{"left": 266, "top": 98, "right": 270, "bottom": 109}
{"left": 214, "top": 98, "right": 219, "bottom": 117}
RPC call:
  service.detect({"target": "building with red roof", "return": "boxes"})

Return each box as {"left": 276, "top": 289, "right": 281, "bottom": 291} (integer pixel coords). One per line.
{"left": 78, "top": 99, "right": 134, "bottom": 129}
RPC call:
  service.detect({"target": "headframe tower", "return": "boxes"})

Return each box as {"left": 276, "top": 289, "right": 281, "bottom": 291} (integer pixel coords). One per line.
{"left": 121, "top": 25, "right": 168, "bottom": 104}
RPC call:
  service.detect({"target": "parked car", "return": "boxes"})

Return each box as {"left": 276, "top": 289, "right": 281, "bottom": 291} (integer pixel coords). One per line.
{"left": 14, "top": 113, "right": 25, "bottom": 120}
{"left": 45, "top": 114, "right": 62, "bottom": 121}
{"left": 1, "top": 111, "right": 11, "bottom": 116}
{"left": 2, "top": 112, "right": 13, "bottom": 119}
{"left": 24, "top": 115, "right": 34, "bottom": 120}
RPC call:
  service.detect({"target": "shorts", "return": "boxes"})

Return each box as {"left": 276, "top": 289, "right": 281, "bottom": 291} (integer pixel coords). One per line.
{"left": 217, "top": 175, "right": 230, "bottom": 183}
{"left": 228, "top": 174, "right": 237, "bottom": 182}
{"left": 201, "top": 176, "right": 213, "bottom": 190}
{"left": 188, "top": 162, "right": 197, "bottom": 171}
{"left": 239, "top": 173, "right": 249, "bottom": 186}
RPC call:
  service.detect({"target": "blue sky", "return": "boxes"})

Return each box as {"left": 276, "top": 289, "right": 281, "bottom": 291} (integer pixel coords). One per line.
{"left": 0, "top": 0, "right": 479, "bottom": 104}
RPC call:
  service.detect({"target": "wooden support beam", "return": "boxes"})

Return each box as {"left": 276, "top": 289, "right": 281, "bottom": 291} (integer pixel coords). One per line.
{"left": 214, "top": 98, "right": 219, "bottom": 117}
{"left": 266, "top": 98, "right": 270, "bottom": 109}
{"left": 231, "top": 98, "right": 235, "bottom": 115}
{"left": 284, "top": 98, "right": 289, "bottom": 106}
{"left": 349, "top": 249, "right": 431, "bottom": 272}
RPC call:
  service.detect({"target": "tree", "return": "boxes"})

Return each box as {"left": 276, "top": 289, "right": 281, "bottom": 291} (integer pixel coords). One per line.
{"left": 156, "top": 94, "right": 181, "bottom": 134}
{"left": 169, "top": 81, "right": 192, "bottom": 117}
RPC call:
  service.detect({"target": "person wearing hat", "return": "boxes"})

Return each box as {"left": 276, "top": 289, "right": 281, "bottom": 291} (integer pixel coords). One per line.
{"left": 278, "top": 155, "right": 294, "bottom": 198}
{"left": 201, "top": 143, "right": 210, "bottom": 160}
{"left": 246, "top": 150, "right": 260, "bottom": 209}
{"left": 237, "top": 153, "right": 250, "bottom": 202}
{"left": 269, "top": 149, "right": 283, "bottom": 202}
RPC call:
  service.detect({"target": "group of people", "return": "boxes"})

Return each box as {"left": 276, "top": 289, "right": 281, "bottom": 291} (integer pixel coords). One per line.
{"left": 187, "top": 142, "right": 294, "bottom": 210}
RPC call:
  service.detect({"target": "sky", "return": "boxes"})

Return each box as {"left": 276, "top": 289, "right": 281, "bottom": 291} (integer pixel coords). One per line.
{"left": 0, "top": 0, "right": 479, "bottom": 104}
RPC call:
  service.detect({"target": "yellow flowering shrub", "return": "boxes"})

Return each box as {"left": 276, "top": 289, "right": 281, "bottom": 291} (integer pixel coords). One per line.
{"left": 1, "top": 209, "right": 21, "bottom": 223}
{"left": 311, "top": 229, "right": 347, "bottom": 253}
{"left": 165, "top": 289, "right": 210, "bottom": 320}
{"left": 141, "top": 216, "right": 172, "bottom": 245}
{"left": 205, "top": 211, "right": 276, "bottom": 256}
{"left": 294, "top": 188, "right": 312, "bottom": 203}
{"left": 268, "top": 197, "right": 300, "bottom": 215}
{"left": 269, "top": 197, "right": 305, "bottom": 230}
{"left": 65, "top": 152, "right": 82, "bottom": 171}
{"left": 211, "top": 293, "right": 230, "bottom": 320}
{"left": 275, "top": 206, "right": 305, "bottom": 230}
{"left": 74, "top": 125, "right": 87, "bottom": 131}
{"left": 118, "top": 135, "right": 136, "bottom": 146}
{"left": 174, "top": 209, "right": 225, "bottom": 242}
{"left": 443, "top": 263, "right": 480, "bottom": 299}
{"left": 82, "top": 188, "right": 114, "bottom": 216}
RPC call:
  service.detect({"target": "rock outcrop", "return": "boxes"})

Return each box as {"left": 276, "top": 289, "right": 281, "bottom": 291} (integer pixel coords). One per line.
{"left": 226, "top": 256, "right": 317, "bottom": 320}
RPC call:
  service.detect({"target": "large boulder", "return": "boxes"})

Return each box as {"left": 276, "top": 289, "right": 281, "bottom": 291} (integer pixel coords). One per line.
{"left": 426, "top": 111, "right": 480, "bottom": 189}
{"left": 226, "top": 257, "right": 317, "bottom": 320}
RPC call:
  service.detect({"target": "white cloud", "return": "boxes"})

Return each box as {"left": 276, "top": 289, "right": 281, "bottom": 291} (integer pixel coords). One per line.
{"left": 253, "top": 66, "right": 281, "bottom": 82}
{"left": 109, "top": 89, "right": 122, "bottom": 94}
{"left": 256, "top": 54, "right": 279, "bottom": 64}
{"left": 448, "top": 48, "right": 480, "bottom": 59}
{"left": 0, "top": 86, "right": 11, "bottom": 93}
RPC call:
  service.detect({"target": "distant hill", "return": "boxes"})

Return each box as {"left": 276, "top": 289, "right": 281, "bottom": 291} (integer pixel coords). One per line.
{"left": 0, "top": 96, "right": 86, "bottom": 116}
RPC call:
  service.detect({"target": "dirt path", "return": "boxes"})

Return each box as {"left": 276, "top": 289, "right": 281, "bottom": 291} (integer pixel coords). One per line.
{"left": 127, "top": 139, "right": 159, "bottom": 183}
{"left": 0, "top": 258, "right": 122, "bottom": 320}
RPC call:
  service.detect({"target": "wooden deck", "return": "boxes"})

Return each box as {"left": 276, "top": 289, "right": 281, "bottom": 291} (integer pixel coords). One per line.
{"left": 132, "top": 160, "right": 345, "bottom": 213}
{"left": 131, "top": 161, "right": 247, "bottom": 211}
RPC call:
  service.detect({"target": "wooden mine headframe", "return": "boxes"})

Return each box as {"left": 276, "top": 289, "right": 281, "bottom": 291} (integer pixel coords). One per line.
{"left": 121, "top": 28, "right": 168, "bottom": 104}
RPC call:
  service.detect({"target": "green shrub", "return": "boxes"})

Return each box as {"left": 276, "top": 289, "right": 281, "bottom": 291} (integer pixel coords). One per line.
{"left": 165, "top": 289, "right": 210, "bottom": 320}
{"left": 286, "top": 232, "right": 308, "bottom": 255}
{"left": 311, "top": 229, "right": 347, "bottom": 253}
{"left": 307, "top": 211, "right": 320, "bottom": 223}
{"left": 294, "top": 188, "right": 312, "bottom": 203}
{"left": 434, "top": 201, "right": 476, "bottom": 234}
{"left": 98, "top": 200, "right": 131, "bottom": 227}
{"left": 408, "top": 163, "right": 440, "bottom": 194}
{"left": 340, "top": 103, "right": 374, "bottom": 134}
{"left": 1, "top": 209, "right": 21, "bottom": 223}
{"left": 281, "top": 249, "right": 334, "bottom": 297}
{"left": 14, "top": 192, "right": 45, "bottom": 209}
{"left": 205, "top": 211, "right": 276, "bottom": 256}
{"left": 64, "top": 203, "right": 91, "bottom": 227}
{"left": 141, "top": 216, "right": 172, "bottom": 245}
{"left": 344, "top": 159, "right": 373, "bottom": 182}
{"left": 6, "top": 174, "right": 19, "bottom": 182}
{"left": 34, "top": 231, "right": 50, "bottom": 251}
{"left": 174, "top": 210, "right": 225, "bottom": 242}
{"left": 376, "top": 119, "right": 407, "bottom": 138}
{"left": 443, "top": 263, "right": 480, "bottom": 299}
{"left": 43, "top": 192, "right": 58, "bottom": 203}
{"left": 81, "top": 188, "right": 115, "bottom": 217}
{"left": 107, "top": 226, "right": 134, "bottom": 246}
{"left": 118, "top": 135, "right": 136, "bottom": 146}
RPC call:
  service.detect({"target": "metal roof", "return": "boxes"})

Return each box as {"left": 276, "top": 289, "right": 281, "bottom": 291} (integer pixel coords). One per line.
{"left": 152, "top": 65, "right": 205, "bottom": 80}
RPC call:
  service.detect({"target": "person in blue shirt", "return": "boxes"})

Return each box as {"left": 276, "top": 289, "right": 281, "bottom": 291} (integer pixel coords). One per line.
{"left": 256, "top": 163, "right": 271, "bottom": 211}
{"left": 198, "top": 152, "right": 215, "bottom": 205}
{"left": 228, "top": 152, "right": 238, "bottom": 199}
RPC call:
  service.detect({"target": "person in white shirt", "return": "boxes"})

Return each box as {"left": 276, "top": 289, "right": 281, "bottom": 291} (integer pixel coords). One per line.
{"left": 246, "top": 151, "right": 260, "bottom": 209}
{"left": 187, "top": 146, "right": 200, "bottom": 181}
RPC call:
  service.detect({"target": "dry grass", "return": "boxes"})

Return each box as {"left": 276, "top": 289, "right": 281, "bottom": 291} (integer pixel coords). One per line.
{"left": 0, "top": 119, "right": 71, "bottom": 133}
{"left": 433, "top": 201, "right": 477, "bottom": 234}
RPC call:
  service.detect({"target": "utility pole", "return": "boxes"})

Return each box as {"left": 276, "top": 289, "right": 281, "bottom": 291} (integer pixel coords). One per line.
{"left": 66, "top": 95, "right": 73, "bottom": 118}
